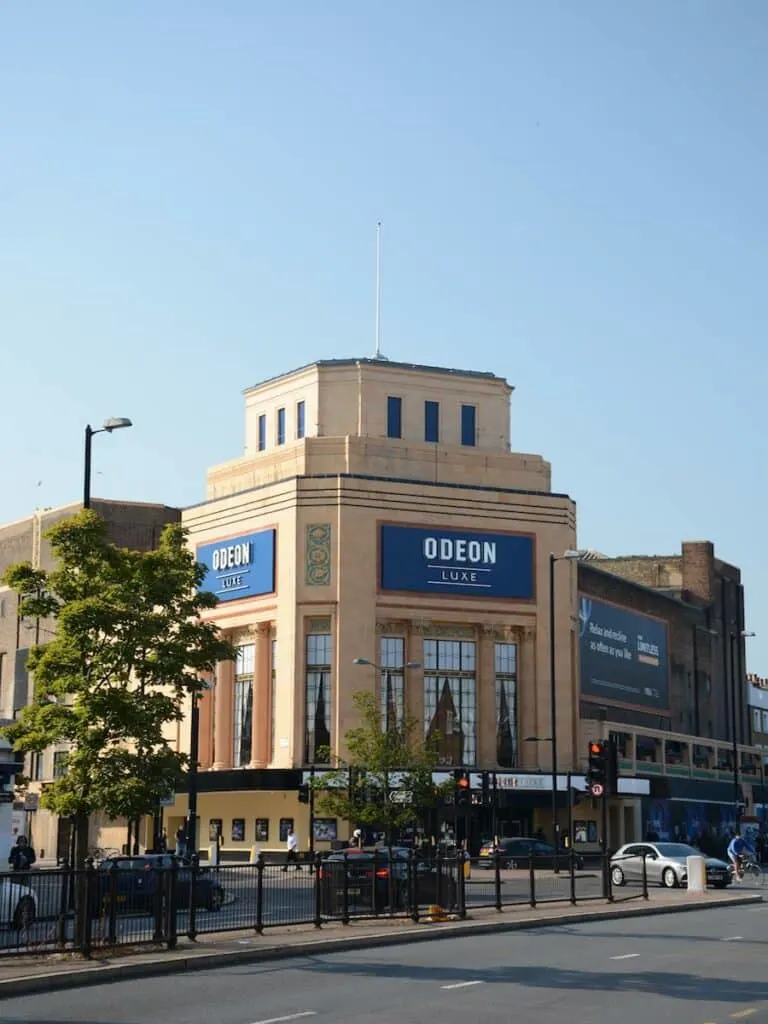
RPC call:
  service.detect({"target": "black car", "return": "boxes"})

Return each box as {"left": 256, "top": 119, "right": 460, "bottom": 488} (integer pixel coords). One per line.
{"left": 93, "top": 854, "right": 225, "bottom": 915}
{"left": 477, "top": 837, "right": 584, "bottom": 870}
{"left": 318, "top": 847, "right": 458, "bottom": 916}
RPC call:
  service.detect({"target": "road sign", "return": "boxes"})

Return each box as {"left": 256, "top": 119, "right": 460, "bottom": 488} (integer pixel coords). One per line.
{"left": 388, "top": 790, "right": 413, "bottom": 804}
{"left": 590, "top": 782, "right": 605, "bottom": 798}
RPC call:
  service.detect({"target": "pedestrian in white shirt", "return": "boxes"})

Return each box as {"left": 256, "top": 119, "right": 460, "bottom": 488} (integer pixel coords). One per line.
{"left": 282, "top": 828, "right": 301, "bottom": 871}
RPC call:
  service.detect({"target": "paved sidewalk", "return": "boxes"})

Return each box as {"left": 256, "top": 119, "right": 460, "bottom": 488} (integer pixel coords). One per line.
{"left": 0, "top": 887, "right": 761, "bottom": 1000}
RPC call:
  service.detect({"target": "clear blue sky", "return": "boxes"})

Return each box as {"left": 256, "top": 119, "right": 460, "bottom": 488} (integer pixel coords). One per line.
{"left": 2, "top": 2, "right": 766, "bottom": 668}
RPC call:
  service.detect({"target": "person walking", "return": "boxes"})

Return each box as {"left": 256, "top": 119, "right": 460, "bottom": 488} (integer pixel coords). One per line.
{"left": 282, "top": 828, "right": 301, "bottom": 871}
{"left": 9, "top": 835, "right": 36, "bottom": 875}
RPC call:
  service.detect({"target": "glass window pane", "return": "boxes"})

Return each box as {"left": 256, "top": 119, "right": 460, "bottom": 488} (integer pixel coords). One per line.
{"left": 380, "top": 636, "right": 405, "bottom": 668}
{"left": 297, "top": 401, "right": 305, "bottom": 439}
{"left": 387, "top": 396, "right": 402, "bottom": 439}
{"left": 423, "top": 640, "right": 438, "bottom": 671}
{"left": 236, "top": 644, "right": 255, "bottom": 676}
{"left": 495, "top": 643, "right": 517, "bottom": 675}
{"left": 277, "top": 407, "right": 286, "bottom": 445}
{"left": 307, "top": 634, "right": 332, "bottom": 667}
{"left": 461, "top": 404, "right": 476, "bottom": 447}
{"left": 258, "top": 414, "right": 266, "bottom": 451}
{"left": 424, "top": 400, "right": 439, "bottom": 443}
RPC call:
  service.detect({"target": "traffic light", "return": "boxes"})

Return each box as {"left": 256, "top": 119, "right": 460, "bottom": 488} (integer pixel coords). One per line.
{"left": 587, "top": 741, "right": 607, "bottom": 792}
{"left": 454, "top": 770, "right": 470, "bottom": 807}
{"left": 587, "top": 738, "right": 619, "bottom": 796}
{"left": 298, "top": 784, "right": 309, "bottom": 804}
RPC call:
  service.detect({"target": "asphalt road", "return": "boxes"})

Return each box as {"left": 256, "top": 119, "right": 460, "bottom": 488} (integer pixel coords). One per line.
{"left": 4, "top": 901, "right": 768, "bottom": 1023}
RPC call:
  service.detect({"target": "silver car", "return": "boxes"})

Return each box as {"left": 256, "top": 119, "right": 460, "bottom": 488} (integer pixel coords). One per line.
{"left": 610, "top": 842, "right": 731, "bottom": 890}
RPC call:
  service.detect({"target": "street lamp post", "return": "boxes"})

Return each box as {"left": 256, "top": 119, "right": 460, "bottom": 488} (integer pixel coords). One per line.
{"left": 730, "top": 629, "right": 756, "bottom": 826}
{"left": 548, "top": 550, "right": 580, "bottom": 857}
{"left": 83, "top": 418, "right": 133, "bottom": 508}
{"left": 185, "top": 679, "right": 214, "bottom": 860}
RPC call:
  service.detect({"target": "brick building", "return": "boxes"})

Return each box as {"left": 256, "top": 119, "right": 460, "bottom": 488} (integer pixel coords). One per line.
{"left": 0, "top": 499, "right": 181, "bottom": 859}
{"left": 577, "top": 543, "right": 759, "bottom": 846}
{"left": 581, "top": 542, "right": 750, "bottom": 745}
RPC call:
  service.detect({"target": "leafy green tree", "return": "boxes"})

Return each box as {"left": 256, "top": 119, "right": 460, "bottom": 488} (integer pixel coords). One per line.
{"left": 312, "top": 690, "right": 452, "bottom": 843}
{"left": 2, "top": 510, "right": 235, "bottom": 868}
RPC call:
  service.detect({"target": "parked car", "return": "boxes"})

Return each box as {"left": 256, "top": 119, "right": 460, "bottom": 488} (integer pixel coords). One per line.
{"left": 318, "top": 846, "right": 458, "bottom": 916}
{"left": 0, "top": 876, "right": 37, "bottom": 929}
{"left": 94, "top": 854, "right": 225, "bottom": 915}
{"left": 477, "top": 838, "right": 585, "bottom": 870}
{"left": 610, "top": 842, "right": 731, "bottom": 889}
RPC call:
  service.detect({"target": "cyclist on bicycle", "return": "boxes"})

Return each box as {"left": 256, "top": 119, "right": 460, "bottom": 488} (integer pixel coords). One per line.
{"left": 727, "top": 832, "right": 755, "bottom": 880}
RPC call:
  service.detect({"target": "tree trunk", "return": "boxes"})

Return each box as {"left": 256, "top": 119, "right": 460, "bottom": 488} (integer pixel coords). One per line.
{"left": 72, "top": 811, "right": 91, "bottom": 951}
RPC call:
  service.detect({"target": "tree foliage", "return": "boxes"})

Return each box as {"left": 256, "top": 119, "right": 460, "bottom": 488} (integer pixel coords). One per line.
{"left": 2, "top": 510, "right": 234, "bottom": 825}
{"left": 311, "top": 690, "right": 452, "bottom": 836}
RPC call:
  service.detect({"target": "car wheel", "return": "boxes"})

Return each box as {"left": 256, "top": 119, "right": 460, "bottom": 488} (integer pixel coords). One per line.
{"left": 13, "top": 896, "right": 35, "bottom": 930}
{"left": 662, "top": 867, "right": 678, "bottom": 889}
{"left": 611, "top": 866, "right": 625, "bottom": 887}
{"left": 206, "top": 886, "right": 224, "bottom": 912}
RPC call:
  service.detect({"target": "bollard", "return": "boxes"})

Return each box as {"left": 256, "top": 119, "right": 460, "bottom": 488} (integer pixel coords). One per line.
{"left": 569, "top": 847, "right": 577, "bottom": 906}
{"left": 249, "top": 845, "right": 260, "bottom": 865}
{"left": 107, "top": 860, "right": 119, "bottom": 945}
{"left": 187, "top": 854, "right": 199, "bottom": 942}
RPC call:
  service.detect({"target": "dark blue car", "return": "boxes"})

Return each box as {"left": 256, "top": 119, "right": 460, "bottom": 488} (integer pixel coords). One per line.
{"left": 94, "top": 854, "right": 225, "bottom": 915}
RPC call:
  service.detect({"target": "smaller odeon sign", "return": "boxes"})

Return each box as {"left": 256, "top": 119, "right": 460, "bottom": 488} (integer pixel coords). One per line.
{"left": 197, "top": 529, "right": 276, "bottom": 602}
{"left": 380, "top": 524, "right": 534, "bottom": 599}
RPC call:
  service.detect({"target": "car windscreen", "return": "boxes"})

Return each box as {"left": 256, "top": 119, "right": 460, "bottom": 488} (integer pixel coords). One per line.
{"left": 654, "top": 843, "right": 699, "bottom": 858}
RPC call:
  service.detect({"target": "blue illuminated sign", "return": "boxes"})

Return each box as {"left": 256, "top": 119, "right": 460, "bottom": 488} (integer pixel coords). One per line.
{"left": 380, "top": 525, "right": 534, "bottom": 599}
{"left": 197, "top": 530, "right": 275, "bottom": 602}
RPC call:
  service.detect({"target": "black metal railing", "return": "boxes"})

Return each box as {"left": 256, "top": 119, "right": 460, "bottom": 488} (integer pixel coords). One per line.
{"left": 0, "top": 848, "right": 659, "bottom": 958}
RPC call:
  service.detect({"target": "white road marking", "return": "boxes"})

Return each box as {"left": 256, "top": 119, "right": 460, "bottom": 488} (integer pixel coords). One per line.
{"left": 610, "top": 953, "right": 640, "bottom": 960}
{"left": 441, "top": 980, "right": 484, "bottom": 990}
{"left": 722, "top": 936, "right": 743, "bottom": 941}
{"left": 250, "top": 1014, "right": 317, "bottom": 1024}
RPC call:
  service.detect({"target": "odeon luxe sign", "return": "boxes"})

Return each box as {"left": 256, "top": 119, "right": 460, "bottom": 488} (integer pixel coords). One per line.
{"left": 197, "top": 529, "right": 276, "bottom": 602}
{"left": 379, "top": 524, "right": 534, "bottom": 599}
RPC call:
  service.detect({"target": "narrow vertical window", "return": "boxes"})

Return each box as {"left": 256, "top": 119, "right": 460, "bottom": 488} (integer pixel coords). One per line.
{"left": 495, "top": 643, "right": 518, "bottom": 768}
{"left": 277, "top": 407, "right": 286, "bottom": 445}
{"left": 233, "top": 644, "right": 255, "bottom": 768}
{"left": 387, "top": 396, "right": 402, "bottom": 439}
{"left": 424, "top": 401, "right": 439, "bottom": 443}
{"left": 296, "top": 401, "right": 306, "bottom": 439}
{"left": 379, "top": 637, "right": 405, "bottom": 732}
{"left": 258, "top": 414, "right": 266, "bottom": 452}
{"left": 305, "top": 634, "right": 332, "bottom": 764}
{"left": 461, "top": 404, "right": 476, "bottom": 447}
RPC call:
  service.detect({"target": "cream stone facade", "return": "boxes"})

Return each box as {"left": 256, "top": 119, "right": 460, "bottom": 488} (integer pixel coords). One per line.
{"left": 168, "top": 358, "right": 581, "bottom": 858}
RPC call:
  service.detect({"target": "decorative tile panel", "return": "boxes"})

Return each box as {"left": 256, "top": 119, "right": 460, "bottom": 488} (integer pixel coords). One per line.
{"left": 305, "top": 523, "right": 331, "bottom": 587}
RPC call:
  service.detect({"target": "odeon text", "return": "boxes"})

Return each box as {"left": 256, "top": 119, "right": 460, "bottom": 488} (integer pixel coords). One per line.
{"left": 422, "top": 536, "right": 497, "bottom": 565}
{"left": 211, "top": 542, "right": 253, "bottom": 571}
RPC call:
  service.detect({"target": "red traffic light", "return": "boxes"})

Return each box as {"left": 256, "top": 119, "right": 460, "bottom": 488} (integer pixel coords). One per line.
{"left": 589, "top": 742, "right": 602, "bottom": 755}
{"left": 457, "top": 776, "right": 470, "bottom": 789}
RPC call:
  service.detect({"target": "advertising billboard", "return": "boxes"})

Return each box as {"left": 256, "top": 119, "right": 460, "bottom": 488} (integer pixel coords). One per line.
{"left": 579, "top": 595, "right": 669, "bottom": 710}
{"left": 197, "top": 529, "right": 276, "bottom": 602}
{"left": 380, "top": 524, "right": 534, "bottom": 599}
